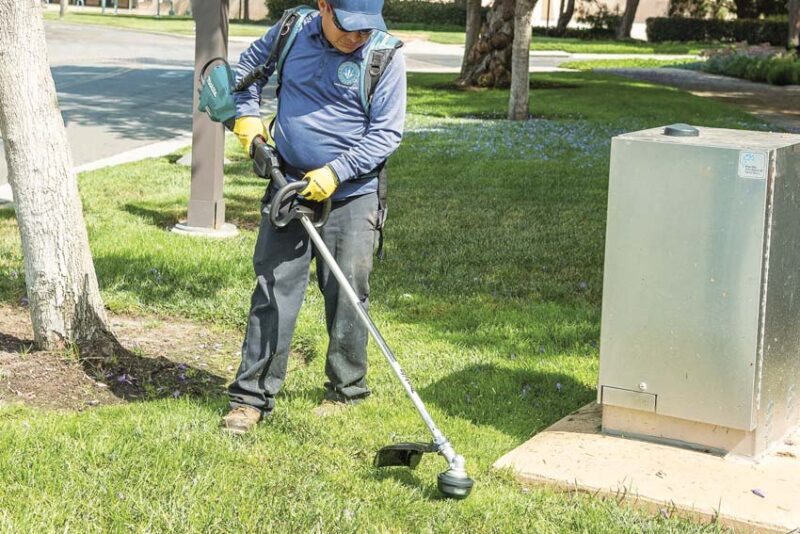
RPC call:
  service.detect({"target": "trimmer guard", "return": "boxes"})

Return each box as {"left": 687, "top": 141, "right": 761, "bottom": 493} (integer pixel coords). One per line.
{"left": 374, "top": 442, "right": 438, "bottom": 469}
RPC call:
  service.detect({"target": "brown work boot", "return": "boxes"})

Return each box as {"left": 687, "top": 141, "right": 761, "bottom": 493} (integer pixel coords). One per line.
{"left": 312, "top": 399, "right": 350, "bottom": 417}
{"left": 221, "top": 405, "right": 262, "bottom": 435}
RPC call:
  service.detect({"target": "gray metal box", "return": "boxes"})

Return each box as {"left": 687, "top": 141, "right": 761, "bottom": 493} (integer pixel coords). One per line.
{"left": 598, "top": 125, "right": 800, "bottom": 455}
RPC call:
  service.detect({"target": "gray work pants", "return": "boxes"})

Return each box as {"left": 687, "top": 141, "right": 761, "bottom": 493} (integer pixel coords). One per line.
{"left": 228, "top": 191, "right": 379, "bottom": 413}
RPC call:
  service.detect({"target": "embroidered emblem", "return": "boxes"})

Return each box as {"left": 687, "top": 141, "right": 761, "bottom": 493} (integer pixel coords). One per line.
{"left": 337, "top": 61, "right": 359, "bottom": 86}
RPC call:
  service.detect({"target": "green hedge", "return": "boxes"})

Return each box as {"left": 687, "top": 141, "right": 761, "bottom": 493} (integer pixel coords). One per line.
{"left": 534, "top": 26, "right": 616, "bottom": 40}
{"left": 265, "top": 0, "right": 468, "bottom": 25}
{"left": 703, "top": 51, "right": 799, "bottom": 85}
{"left": 646, "top": 16, "right": 788, "bottom": 45}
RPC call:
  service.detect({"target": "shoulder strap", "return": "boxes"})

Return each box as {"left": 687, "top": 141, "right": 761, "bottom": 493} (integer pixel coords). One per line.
{"left": 274, "top": 6, "right": 318, "bottom": 86}
{"left": 359, "top": 31, "right": 403, "bottom": 116}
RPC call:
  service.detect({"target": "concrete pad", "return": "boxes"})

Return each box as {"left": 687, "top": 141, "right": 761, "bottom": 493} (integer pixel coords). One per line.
{"left": 494, "top": 403, "right": 800, "bottom": 533}
{"left": 170, "top": 222, "right": 239, "bottom": 239}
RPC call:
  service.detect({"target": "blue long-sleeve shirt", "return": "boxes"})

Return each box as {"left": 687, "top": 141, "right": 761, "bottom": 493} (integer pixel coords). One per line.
{"left": 233, "top": 13, "right": 407, "bottom": 200}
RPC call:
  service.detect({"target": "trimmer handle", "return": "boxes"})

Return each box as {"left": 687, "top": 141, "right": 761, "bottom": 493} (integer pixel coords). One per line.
{"left": 250, "top": 137, "right": 331, "bottom": 229}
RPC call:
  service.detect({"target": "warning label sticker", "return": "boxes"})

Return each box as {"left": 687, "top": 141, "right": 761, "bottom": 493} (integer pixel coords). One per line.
{"left": 738, "top": 151, "right": 767, "bottom": 180}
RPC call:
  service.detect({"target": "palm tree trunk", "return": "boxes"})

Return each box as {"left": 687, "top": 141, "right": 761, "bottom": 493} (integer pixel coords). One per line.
{"left": 458, "top": 0, "right": 515, "bottom": 88}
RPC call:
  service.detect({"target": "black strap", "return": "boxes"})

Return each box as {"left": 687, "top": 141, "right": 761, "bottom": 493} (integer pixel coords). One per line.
{"left": 375, "top": 164, "right": 388, "bottom": 260}
{"left": 272, "top": 10, "right": 302, "bottom": 97}
{"left": 365, "top": 48, "right": 400, "bottom": 106}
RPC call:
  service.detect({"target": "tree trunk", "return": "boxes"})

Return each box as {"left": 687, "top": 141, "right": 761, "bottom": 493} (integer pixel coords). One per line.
{"left": 790, "top": 0, "right": 800, "bottom": 49}
{"left": 509, "top": 0, "right": 536, "bottom": 120}
{"left": 59, "top": 0, "right": 66, "bottom": 18}
{"left": 458, "top": 0, "right": 515, "bottom": 88}
{"left": 243, "top": 0, "right": 249, "bottom": 21}
{"left": 0, "top": 0, "right": 117, "bottom": 353}
{"left": 616, "top": 0, "right": 640, "bottom": 39}
{"left": 556, "top": 0, "right": 576, "bottom": 35}
{"left": 460, "top": 0, "right": 483, "bottom": 78}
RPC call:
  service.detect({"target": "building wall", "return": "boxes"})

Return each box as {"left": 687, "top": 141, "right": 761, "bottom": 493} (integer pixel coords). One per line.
{"left": 532, "top": 0, "right": 669, "bottom": 39}
{"left": 137, "top": 0, "right": 269, "bottom": 20}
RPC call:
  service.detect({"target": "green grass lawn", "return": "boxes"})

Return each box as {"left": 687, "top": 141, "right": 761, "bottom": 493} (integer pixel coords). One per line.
{"left": 560, "top": 58, "right": 704, "bottom": 71}
{"left": 43, "top": 11, "right": 269, "bottom": 37}
{"left": 0, "top": 72, "right": 767, "bottom": 531}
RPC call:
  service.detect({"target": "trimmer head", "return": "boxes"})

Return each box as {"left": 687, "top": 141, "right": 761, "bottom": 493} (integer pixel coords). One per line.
{"left": 375, "top": 443, "right": 475, "bottom": 499}
{"left": 437, "top": 469, "right": 474, "bottom": 499}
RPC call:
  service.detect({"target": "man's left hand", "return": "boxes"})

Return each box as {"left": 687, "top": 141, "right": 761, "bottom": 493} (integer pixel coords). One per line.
{"left": 300, "top": 166, "right": 339, "bottom": 202}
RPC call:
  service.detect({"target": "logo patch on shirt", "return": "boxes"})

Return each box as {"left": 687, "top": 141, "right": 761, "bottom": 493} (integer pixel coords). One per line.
{"left": 337, "top": 61, "right": 359, "bottom": 86}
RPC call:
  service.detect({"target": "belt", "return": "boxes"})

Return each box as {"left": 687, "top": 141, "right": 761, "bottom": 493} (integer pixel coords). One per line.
{"left": 283, "top": 163, "right": 380, "bottom": 182}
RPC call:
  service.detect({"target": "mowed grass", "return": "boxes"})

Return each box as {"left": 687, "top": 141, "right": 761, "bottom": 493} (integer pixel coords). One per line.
{"left": 560, "top": 58, "right": 703, "bottom": 71}
{"left": 43, "top": 11, "right": 269, "bottom": 37}
{"left": 0, "top": 72, "right": 766, "bottom": 532}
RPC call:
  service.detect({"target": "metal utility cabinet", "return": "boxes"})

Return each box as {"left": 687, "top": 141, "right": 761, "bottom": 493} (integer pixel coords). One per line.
{"left": 598, "top": 124, "right": 800, "bottom": 457}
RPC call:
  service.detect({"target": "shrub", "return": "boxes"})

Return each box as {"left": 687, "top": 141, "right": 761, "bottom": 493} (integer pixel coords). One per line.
{"left": 646, "top": 16, "right": 788, "bottom": 45}
{"left": 533, "top": 26, "right": 616, "bottom": 40}
{"left": 701, "top": 46, "right": 799, "bottom": 86}
{"left": 576, "top": 0, "right": 621, "bottom": 34}
{"left": 766, "top": 58, "right": 799, "bottom": 85}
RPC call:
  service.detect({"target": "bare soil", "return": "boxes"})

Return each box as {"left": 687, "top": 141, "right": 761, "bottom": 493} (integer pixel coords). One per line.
{"left": 0, "top": 304, "right": 242, "bottom": 412}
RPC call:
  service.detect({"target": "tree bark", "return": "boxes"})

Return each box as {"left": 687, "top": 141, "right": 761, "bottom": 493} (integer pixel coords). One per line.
{"left": 790, "top": 0, "right": 800, "bottom": 49}
{"left": 556, "top": 0, "right": 576, "bottom": 35}
{"left": 59, "top": 0, "right": 66, "bottom": 18}
{"left": 0, "top": 0, "right": 117, "bottom": 353}
{"left": 460, "top": 0, "right": 483, "bottom": 78}
{"left": 458, "top": 0, "right": 515, "bottom": 88}
{"left": 616, "top": 0, "right": 640, "bottom": 39}
{"left": 509, "top": 0, "right": 536, "bottom": 120}
{"left": 243, "top": 0, "right": 249, "bottom": 21}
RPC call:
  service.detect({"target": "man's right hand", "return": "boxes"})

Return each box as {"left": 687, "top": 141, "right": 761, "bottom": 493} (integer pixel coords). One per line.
{"left": 233, "top": 116, "right": 267, "bottom": 157}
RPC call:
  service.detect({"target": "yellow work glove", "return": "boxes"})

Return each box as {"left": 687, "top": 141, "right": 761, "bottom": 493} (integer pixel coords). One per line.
{"left": 300, "top": 165, "right": 339, "bottom": 202}
{"left": 233, "top": 116, "right": 267, "bottom": 157}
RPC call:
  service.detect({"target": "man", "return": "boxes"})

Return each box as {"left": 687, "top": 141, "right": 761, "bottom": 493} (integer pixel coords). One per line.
{"left": 222, "top": 0, "right": 406, "bottom": 434}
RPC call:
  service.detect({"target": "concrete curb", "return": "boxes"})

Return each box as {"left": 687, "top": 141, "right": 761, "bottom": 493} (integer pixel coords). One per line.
{"left": 74, "top": 136, "right": 193, "bottom": 174}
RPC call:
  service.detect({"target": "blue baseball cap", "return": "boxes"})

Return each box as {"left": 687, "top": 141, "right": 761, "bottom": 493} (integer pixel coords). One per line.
{"left": 329, "top": 0, "right": 387, "bottom": 32}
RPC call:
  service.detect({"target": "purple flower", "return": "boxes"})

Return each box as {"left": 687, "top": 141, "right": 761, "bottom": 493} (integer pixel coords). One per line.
{"left": 117, "top": 374, "right": 134, "bottom": 385}
{"left": 172, "top": 390, "right": 181, "bottom": 399}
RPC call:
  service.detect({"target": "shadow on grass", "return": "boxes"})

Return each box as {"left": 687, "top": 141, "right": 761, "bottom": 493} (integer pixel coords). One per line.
{"left": 93, "top": 252, "right": 240, "bottom": 302}
{"left": 0, "top": 210, "right": 16, "bottom": 221}
{"left": 122, "top": 188, "right": 265, "bottom": 231}
{"left": 422, "top": 364, "right": 595, "bottom": 441}
{"left": 79, "top": 345, "right": 227, "bottom": 403}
